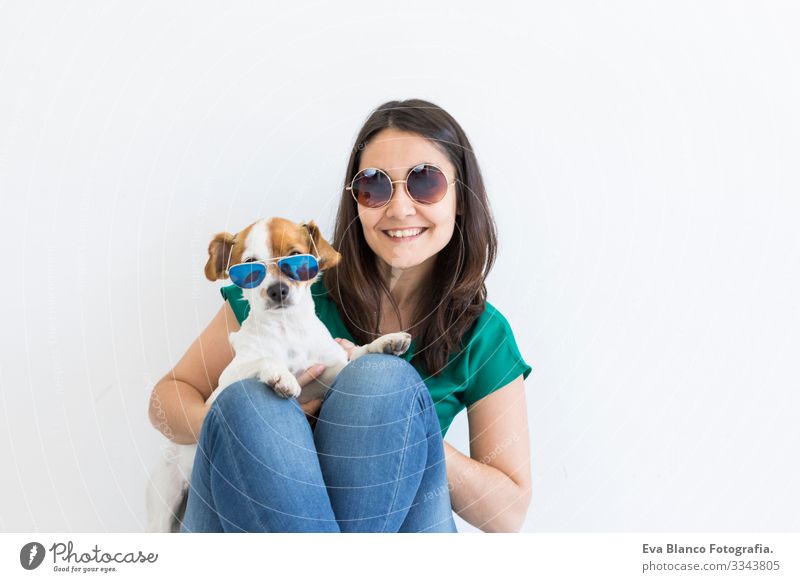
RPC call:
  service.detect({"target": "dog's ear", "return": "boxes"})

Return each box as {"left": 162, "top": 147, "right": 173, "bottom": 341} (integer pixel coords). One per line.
{"left": 304, "top": 221, "right": 341, "bottom": 270}
{"left": 204, "top": 231, "right": 236, "bottom": 281}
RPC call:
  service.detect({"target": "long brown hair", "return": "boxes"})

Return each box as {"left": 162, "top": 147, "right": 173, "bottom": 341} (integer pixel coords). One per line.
{"left": 325, "top": 99, "right": 498, "bottom": 377}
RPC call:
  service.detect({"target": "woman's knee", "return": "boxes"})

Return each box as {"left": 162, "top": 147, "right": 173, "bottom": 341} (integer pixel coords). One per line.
{"left": 209, "top": 378, "right": 297, "bottom": 426}
{"left": 331, "top": 353, "right": 427, "bottom": 399}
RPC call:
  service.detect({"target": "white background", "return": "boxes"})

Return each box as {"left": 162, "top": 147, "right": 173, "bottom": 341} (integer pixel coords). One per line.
{"left": 0, "top": 0, "right": 798, "bottom": 533}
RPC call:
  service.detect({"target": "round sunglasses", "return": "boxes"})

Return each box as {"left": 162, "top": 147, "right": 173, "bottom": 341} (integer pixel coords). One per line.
{"left": 228, "top": 254, "right": 320, "bottom": 289}
{"left": 346, "top": 163, "right": 456, "bottom": 209}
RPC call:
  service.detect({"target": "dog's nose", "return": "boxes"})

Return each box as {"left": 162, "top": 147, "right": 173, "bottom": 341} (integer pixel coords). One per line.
{"left": 266, "top": 281, "right": 290, "bottom": 303}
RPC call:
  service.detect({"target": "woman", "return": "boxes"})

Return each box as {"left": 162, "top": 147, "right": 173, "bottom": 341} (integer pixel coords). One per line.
{"left": 148, "top": 98, "right": 533, "bottom": 533}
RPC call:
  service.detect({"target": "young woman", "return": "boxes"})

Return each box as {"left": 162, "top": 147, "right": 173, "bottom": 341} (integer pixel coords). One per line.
{"left": 148, "top": 99, "right": 533, "bottom": 533}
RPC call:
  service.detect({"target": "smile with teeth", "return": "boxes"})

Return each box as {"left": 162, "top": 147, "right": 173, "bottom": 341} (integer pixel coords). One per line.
{"left": 383, "top": 227, "right": 428, "bottom": 239}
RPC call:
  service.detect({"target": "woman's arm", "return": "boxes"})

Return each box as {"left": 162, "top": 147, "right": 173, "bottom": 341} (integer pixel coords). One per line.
{"left": 148, "top": 302, "right": 239, "bottom": 445}
{"left": 149, "top": 302, "right": 329, "bottom": 444}
{"left": 444, "top": 375, "right": 532, "bottom": 532}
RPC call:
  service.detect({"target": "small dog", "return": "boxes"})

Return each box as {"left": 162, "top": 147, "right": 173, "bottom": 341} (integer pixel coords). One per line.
{"left": 146, "top": 217, "right": 411, "bottom": 532}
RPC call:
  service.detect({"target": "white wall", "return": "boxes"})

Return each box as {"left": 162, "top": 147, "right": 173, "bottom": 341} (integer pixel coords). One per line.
{"left": 1, "top": 0, "right": 798, "bottom": 533}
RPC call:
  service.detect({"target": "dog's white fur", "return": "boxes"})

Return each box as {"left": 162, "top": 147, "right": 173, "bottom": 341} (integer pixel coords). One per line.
{"left": 145, "top": 217, "right": 411, "bottom": 533}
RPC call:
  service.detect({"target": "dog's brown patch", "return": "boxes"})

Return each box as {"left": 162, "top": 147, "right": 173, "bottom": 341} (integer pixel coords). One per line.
{"left": 203, "top": 221, "right": 257, "bottom": 281}
{"left": 269, "top": 217, "right": 309, "bottom": 258}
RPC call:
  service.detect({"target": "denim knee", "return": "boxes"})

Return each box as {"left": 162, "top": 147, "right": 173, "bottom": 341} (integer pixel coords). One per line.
{"left": 330, "top": 353, "right": 429, "bottom": 400}
{"left": 208, "top": 378, "right": 295, "bottom": 427}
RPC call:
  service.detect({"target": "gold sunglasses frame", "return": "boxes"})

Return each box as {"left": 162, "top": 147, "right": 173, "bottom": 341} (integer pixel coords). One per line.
{"left": 345, "top": 163, "right": 456, "bottom": 208}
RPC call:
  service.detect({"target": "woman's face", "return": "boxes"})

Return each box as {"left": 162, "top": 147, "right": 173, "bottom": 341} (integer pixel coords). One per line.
{"left": 355, "top": 128, "right": 458, "bottom": 272}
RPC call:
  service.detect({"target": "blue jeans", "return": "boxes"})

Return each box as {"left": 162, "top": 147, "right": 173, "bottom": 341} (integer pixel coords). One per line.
{"left": 180, "top": 353, "right": 458, "bottom": 533}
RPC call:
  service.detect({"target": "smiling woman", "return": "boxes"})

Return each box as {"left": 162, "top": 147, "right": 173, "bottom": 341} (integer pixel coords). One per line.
{"left": 323, "top": 99, "right": 534, "bottom": 531}
{"left": 352, "top": 135, "right": 458, "bottom": 280}
{"left": 328, "top": 100, "right": 510, "bottom": 379}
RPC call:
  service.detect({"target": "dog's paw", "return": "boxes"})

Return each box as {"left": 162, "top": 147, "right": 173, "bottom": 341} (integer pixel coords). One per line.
{"left": 370, "top": 332, "right": 413, "bottom": 356}
{"left": 259, "top": 368, "right": 302, "bottom": 399}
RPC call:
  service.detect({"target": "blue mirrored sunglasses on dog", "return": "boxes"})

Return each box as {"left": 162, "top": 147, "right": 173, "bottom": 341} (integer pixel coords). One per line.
{"left": 228, "top": 254, "right": 319, "bottom": 289}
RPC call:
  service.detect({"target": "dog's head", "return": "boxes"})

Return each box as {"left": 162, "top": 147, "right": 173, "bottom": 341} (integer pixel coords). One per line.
{"left": 204, "top": 217, "right": 341, "bottom": 312}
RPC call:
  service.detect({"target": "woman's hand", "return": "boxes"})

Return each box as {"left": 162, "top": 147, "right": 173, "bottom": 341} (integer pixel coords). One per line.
{"left": 334, "top": 337, "right": 357, "bottom": 360}
{"left": 295, "top": 364, "right": 327, "bottom": 429}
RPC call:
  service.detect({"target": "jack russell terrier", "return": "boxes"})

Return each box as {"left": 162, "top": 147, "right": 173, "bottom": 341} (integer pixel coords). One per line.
{"left": 146, "top": 217, "right": 411, "bottom": 532}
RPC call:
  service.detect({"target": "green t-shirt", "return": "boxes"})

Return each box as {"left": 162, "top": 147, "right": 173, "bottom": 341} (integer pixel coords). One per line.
{"left": 219, "top": 277, "right": 532, "bottom": 437}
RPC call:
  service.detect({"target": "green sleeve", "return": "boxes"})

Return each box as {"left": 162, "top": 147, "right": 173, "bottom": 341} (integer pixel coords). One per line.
{"left": 310, "top": 278, "right": 329, "bottom": 321}
{"left": 220, "top": 285, "right": 250, "bottom": 325}
{"left": 461, "top": 304, "right": 532, "bottom": 408}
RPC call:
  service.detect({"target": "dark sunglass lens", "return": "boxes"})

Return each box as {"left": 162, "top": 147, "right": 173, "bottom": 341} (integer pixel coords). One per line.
{"left": 229, "top": 263, "right": 266, "bottom": 289}
{"left": 278, "top": 255, "right": 319, "bottom": 281}
{"left": 407, "top": 164, "right": 449, "bottom": 204}
{"left": 352, "top": 168, "right": 392, "bottom": 208}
